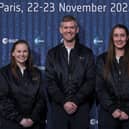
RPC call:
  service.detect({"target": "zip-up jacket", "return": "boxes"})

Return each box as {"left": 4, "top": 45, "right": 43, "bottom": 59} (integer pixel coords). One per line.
{"left": 0, "top": 64, "right": 46, "bottom": 127}
{"left": 46, "top": 42, "right": 95, "bottom": 106}
{"left": 96, "top": 53, "right": 129, "bottom": 115}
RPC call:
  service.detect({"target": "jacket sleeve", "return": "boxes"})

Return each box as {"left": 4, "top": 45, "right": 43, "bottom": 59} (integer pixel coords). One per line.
{"left": 96, "top": 56, "right": 117, "bottom": 113}
{"left": 30, "top": 77, "right": 46, "bottom": 123}
{"left": 121, "top": 103, "right": 129, "bottom": 116}
{"left": 0, "top": 71, "right": 22, "bottom": 122}
{"left": 71, "top": 51, "right": 95, "bottom": 105}
{"left": 45, "top": 51, "right": 65, "bottom": 105}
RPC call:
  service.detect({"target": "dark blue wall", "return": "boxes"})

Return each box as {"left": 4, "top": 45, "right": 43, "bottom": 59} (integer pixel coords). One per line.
{"left": 0, "top": 0, "right": 129, "bottom": 129}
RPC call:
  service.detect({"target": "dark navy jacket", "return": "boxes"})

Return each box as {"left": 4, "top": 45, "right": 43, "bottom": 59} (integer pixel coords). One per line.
{"left": 0, "top": 64, "right": 46, "bottom": 129}
{"left": 46, "top": 42, "right": 95, "bottom": 106}
{"left": 96, "top": 53, "right": 129, "bottom": 115}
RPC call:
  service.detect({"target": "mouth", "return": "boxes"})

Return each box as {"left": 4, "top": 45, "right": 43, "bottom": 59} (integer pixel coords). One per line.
{"left": 116, "top": 41, "right": 124, "bottom": 44}
{"left": 66, "top": 33, "right": 73, "bottom": 36}
{"left": 19, "top": 57, "right": 27, "bottom": 60}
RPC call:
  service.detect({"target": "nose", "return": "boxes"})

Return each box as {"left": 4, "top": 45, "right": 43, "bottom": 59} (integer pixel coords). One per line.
{"left": 21, "top": 52, "right": 25, "bottom": 56}
{"left": 118, "top": 35, "right": 122, "bottom": 41}
{"left": 67, "top": 27, "right": 71, "bottom": 32}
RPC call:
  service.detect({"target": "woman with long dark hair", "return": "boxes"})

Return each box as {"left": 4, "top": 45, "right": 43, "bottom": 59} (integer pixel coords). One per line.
{"left": 0, "top": 40, "right": 46, "bottom": 129}
{"left": 96, "top": 24, "right": 129, "bottom": 129}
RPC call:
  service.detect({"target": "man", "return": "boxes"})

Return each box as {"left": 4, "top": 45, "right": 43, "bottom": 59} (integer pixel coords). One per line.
{"left": 45, "top": 15, "right": 95, "bottom": 129}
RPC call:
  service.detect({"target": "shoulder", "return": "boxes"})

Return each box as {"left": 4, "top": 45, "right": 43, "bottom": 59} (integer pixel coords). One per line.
{"left": 32, "top": 66, "right": 42, "bottom": 74}
{"left": 47, "top": 43, "right": 62, "bottom": 55}
{"left": 77, "top": 44, "right": 94, "bottom": 58}
{"left": 97, "top": 52, "right": 107, "bottom": 61}
{"left": 0, "top": 64, "right": 11, "bottom": 74}
{"left": 46, "top": 44, "right": 63, "bottom": 62}
{"left": 0, "top": 64, "right": 11, "bottom": 80}
{"left": 96, "top": 52, "right": 107, "bottom": 67}
{"left": 79, "top": 43, "right": 93, "bottom": 53}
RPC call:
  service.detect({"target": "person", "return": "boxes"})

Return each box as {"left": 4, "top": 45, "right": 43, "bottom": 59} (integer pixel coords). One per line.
{"left": 0, "top": 40, "right": 46, "bottom": 129}
{"left": 45, "top": 15, "right": 95, "bottom": 129}
{"left": 96, "top": 24, "right": 129, "bottom": 129}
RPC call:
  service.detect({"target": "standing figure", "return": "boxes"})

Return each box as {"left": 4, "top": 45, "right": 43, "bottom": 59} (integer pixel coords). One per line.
{"left": 46, "top": 15, "right": 95, "bottom": 129}
{"left": 0, "top": 40, "right": 46, "bottom": 129}
{"left": 96, "top": 24, "right": 129, "bottom": 129}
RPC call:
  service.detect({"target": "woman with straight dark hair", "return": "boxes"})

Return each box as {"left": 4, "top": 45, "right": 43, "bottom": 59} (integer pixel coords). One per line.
{"left": 0, "top": 40, "right": 46, "bottom": 129}
{"left": 96, "top": 24, "right": 129, "bottom": 129}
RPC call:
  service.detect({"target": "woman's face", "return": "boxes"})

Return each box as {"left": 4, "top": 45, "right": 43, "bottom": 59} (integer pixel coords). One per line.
{"left": 12, "top": 43, "right": 29, "bottom": 66}
{"left": 113, "top": 27, "right": 128, "bottom": 50}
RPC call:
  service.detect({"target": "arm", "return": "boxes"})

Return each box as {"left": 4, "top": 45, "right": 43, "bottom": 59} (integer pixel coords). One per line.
{"left": 96, "top": 56, "right": 117, "bottom": 113}
{"left": 0, "top": 71, "right": 22, "bottom": 122}
{"left": 30, "top": 77, "right": 46, "bottom": 123}
{"left": 20, "top": 70, "right": 46, "bottom": 128}
{"left": 45, "top": 51, "right": 65, "bottom": 105}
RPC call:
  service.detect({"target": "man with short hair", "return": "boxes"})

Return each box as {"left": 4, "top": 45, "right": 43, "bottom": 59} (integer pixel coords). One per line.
{"left": 46, "top": 15, "right": 95, "bottom": 129}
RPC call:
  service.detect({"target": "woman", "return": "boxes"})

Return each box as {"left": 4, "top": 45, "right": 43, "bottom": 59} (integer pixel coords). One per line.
{"left": 0, "top": 40, "right": 46, "bottom": 129}
{"left": 96, "top": 24, "right": 129, "bottom": 129}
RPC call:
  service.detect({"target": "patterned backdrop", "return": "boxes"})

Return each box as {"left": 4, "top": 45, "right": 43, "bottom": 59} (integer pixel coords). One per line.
{"left": 0, "top": 0, "right": 129, "bottom": 129}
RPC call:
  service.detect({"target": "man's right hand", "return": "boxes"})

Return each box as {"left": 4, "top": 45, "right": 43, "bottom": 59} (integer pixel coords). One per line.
{"left": 64, "top": 101, "right": 78, "bottom": 114}
{"left": 20, "top": 118, "right": 34, "bottom": 128}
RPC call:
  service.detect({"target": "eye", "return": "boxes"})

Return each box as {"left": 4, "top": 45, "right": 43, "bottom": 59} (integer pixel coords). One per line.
{"left": 17, "top": 50, "right": 21, "bottom": 53}
{"left": 24, "top": 50, "right": 28, "bottom": 53}
{"left": 120, "top": 34, "right": 126, "bottom": 37}
{"left": 64, "top": 26, "right": 68, "bottom": 29}
{"left": 113, "top": 34, "right": 119, "bottom": 37}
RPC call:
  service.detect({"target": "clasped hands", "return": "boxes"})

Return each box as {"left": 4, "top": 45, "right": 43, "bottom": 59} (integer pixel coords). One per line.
{"left": 64, "top": 101, "right": 78, "bottom": 115}
{"left": 112, "top": 109, "right": 129, "bottom": 120}
{"left": 20, "top": 118, "right": 34, "bottom": 128}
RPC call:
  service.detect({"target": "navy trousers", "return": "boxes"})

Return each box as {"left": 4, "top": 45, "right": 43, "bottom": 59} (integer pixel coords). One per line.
{"left": 50, "top": 102, "right": 90, "bottom": 129}
{"left": 98, "top": 107, "right": 129, "bottom": 129}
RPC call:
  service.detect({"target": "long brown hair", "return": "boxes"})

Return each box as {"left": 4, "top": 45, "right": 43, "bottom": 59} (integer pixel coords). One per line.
{"left": 104, "top": 24, "right": 129, "bottom": 79}
{"left": 11, "top": 40, "right": 33, "bottom": 79}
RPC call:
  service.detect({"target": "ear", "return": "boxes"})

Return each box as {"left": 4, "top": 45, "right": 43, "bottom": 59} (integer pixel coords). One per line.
{"left": 12, "top": 52, "right": 15, "bottom": 57}
{"left": 76, "top": 27, "right": 79, "bottom": 33}
{"left": 59, "top": 26, "right": 63, "bottom": 34}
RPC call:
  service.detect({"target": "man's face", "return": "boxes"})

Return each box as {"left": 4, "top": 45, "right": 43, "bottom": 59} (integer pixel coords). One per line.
{"left": 60, "top": 21, "right": 79, "bottom": 43}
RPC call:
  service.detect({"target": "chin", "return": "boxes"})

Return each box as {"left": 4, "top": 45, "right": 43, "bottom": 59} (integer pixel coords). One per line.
{"left": 116, "top": 47, "right": 125, "bottom": 50}
{"left": 66, "top": 38, "right": 75, "bottom": 42}
{"left": 18, "top": 60, "right": 26, "bottom": 63}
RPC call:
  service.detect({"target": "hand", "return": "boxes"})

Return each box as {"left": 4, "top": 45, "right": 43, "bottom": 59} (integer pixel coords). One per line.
{"left": 20, "top": 118, "right": 34, "bottom": 128}
{"left": 119, "top": 111, "right": 129, "bottom": 120}
{"left": 112, "top": 109, "right": 121, "bottom": 119}
{"left": 64, "top": 101, "right": 78, "bottom": 114}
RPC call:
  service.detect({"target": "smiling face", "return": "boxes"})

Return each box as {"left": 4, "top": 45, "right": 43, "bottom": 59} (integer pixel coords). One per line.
{"left": 12, "top": 43, "right": 29, "bottom": 67}
{"left": 113, "top": 27, "right": 129, "bottom": 50}
{"left": 60, "top": 20, "right": 79, "bottom": 43}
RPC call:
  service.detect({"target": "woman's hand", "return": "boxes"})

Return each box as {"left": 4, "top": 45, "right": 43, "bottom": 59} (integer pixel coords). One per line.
{"left": 119, "top": 111, "right": 129, "bottom": 120}
{"left": 112, "top": 109, "right": 121, "bottom": 118}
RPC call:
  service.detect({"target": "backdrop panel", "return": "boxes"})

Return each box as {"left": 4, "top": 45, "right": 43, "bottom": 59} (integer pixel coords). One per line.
{"left": 0, "top": 0, "right": 129, "bottom": 129}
